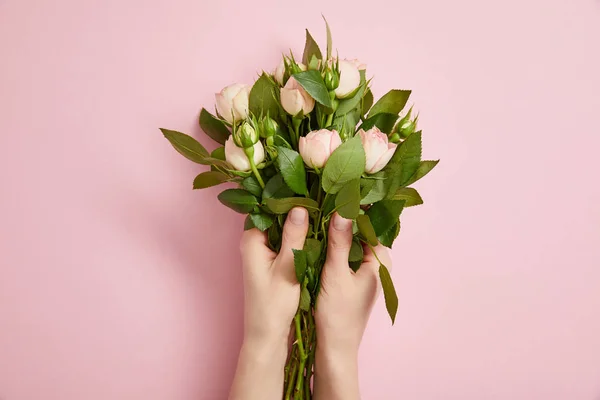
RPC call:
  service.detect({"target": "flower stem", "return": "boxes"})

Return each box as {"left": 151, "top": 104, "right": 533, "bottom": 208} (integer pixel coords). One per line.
{"left": 247, "top": 157, "right": 265, "bottom": 189}
{"left": 325, "top": 113, "right": 334, "bottom": 127}
{"left": 294, "top": 311, "right": 308, "bottom": 398}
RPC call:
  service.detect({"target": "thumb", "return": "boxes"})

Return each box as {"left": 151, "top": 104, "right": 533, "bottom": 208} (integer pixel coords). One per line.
{"left": 276, "top": 207, "right": 309, "bottom": 279}
{"left": 324, "top": 213, "right": 353, "bottom": 274}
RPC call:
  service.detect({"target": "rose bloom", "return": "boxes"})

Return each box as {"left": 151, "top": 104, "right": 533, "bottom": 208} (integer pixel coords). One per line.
{"left": 273, "top": 59, "right": 307, "bottom": 86}
{"left": 280, "top": 76, "right": 315, "bottom": 116}
{"left": 299, "top": 129, "right": 342, "bottom": 168}
{"left": 224, "top": 136, "right": 265, "bottom": 171}
{"left": 215, "top": 83, "right": 250, "bottom": 124}
{"left": 358, "top": 127, "right": 397, "bottom": 173}
{"left": 334, "top": 60, "right": 361, "bottom": 98}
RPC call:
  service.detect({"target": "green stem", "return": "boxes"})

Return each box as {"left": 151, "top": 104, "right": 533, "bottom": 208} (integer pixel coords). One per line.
{"left": 366, "top": 242, "right": 384, "bottom": 264}
{"left": 292, "top": 118, "right": 302, "bottom": 149}
{"left": 285, "top": 361, "right": 297, "bottom": 400}
{"left": 249, "top": 160, "right": 265, "bottom": 189}
{"left": 294, "top": 312, "right": 306, "bottom": 360}
{"left": 325, "top": 113, "right": 334, "bottom": 127}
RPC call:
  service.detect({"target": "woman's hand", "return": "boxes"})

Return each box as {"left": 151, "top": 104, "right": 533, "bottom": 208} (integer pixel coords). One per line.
{"left": 229, "top": 207, "right": 309, "bottom": 400}
{"left": 314, "top": 213, "right": 392, "bottom": 400}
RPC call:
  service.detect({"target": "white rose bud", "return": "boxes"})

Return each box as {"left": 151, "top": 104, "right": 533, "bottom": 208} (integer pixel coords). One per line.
{"left": 280, "top": 76, "right": 315, "bottom": 116}
{"left": 348, "top": 58, "right": 367, "bottom": 71}
{"left": 224, "top": 135, "right": 265, "bottom": 171}
{"left": 273, "top": 59, "right": 307, "bottom": 86}
{"left": 298, "top": 129, "right": 342, "bottom": 168}
{"left": 334, "top": 60, "right": 361, "bottom": 99}
{"left": 359, "top": 127, "right": 397, "bottom": 174}
{"left": 215, "top": 83, "right": 250, "bottom": 124}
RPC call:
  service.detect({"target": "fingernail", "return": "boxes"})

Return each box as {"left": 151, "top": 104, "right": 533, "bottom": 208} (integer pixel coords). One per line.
{"left": 333, "top": 214, "right": 351, "bottom": 231}
{"left": 290, "top": 208, "right": 307, "bottom": 225}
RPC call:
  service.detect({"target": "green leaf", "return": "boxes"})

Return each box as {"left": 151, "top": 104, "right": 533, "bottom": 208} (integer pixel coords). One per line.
{"left": 242, "top": 176, "right": 263, "bottom": 197}
{"left": 360, "top": 178, "right": 376, "bottom": 199}
{"left": 244, "top": 215, "right": 255, "bottom": 231}
{"left": 268, "top": 223, "right": 282, "bottom": 252}
{"left": 322, "top": 135, "right": 366, "bottom": 194}
{"left": 263, "top": 174, "right": 295, "bottom": 199}
{"left": 293, "top": 249, "right": 308, "bottom": 283}
{"left": 161, "top": 128, "right": 209, "bottom": 163}
{"left": 366, "top": 200, "right": 405, "bottom": 236}
{"left": 322, "top": 192, "right": 336, "bottom": 216}
{"left": 276, "top": 147, "right": 308, "bottom": 195}
{"left": 379, "top": 264, "right": 398, "bottom": 324}
{"left": 404, "top": 160, "right": 440, "bottom": 186}
{"left": 199, "top": 108, "right": 230, "bottom": 145}
{"left": 335, "top": 178, "right": 361, "bottom": 219}
{"left": 193, "top": 171, "right": 229, "bottom": 189}
{"left": 359, "top": 113, "right": 397, "bottom": 134}
{"left": 304, "top": 238, "right": 322, "bottom": 266}
{"left": 217, "top": 189, "right": 258, "bottom": 214}
{"left": 386, "top": 131, "right": 422, "bottom": 193}
{"left": 332, "top": 108, "right": 360, "bottom": 135}
{"left": 302, "top": 30, "right": 322, "bottom": 65}
{"left": 250, "top": 213, "right": 274, "bottom": 232}
{"left": 211, "top": 147, "right": 226, "bottom": 160}
{"left": 362, "top": 89, "right": 374, "bottom": 115}
{"left": 356, "top": 215, "right": 378, "bottom": 246}
{"left": 336, "top": 83, "right": 366, "bottom": 115}
{"left": 264, "top": 197, "right": 319, "bottom": 214}
{"left": 368, "top": 90, "right": 411, "bottom": 117}
{"left": 293, "top": 70, "right": 332, "bottom": 108}
{"left": 249, "top": 73, "right": 281, "bottom": 119}
{"left": 323, "top": 15, "right": 332, "bottom": 60}
{"left": 391, "top": 187, "right": 423, "bottom": 207}
{"left": 378, "top": 222, "right": 400, "bottom": 248}
{"left": 299, "top": 285, "right": 311, "bottom": 311}
{"left": 349, "top": 238, "right": 364, "bottom": 262}
{"left": 360, "top": 172, "right": 390, "bottom": 205}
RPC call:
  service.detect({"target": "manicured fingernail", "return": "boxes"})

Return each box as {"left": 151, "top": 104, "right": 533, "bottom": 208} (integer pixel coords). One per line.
{"left": 290, "top": 208, "right": 307, "bottom": 225}
{"left": 333, "top": 214, "right": 351, "bottom": 231}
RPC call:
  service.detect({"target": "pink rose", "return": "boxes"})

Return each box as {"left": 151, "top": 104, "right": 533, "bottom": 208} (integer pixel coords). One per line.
{"left": 280, "top": 76, "right": 315, "bottom": 116}
{"left": 299, "top": 129, "right": 342, "bottom": 169}
{"left": 359, "top": 127, "right": 397, "bottom": 174}
{"left": 334, "top": 60, "right": 361, "bottom": 99}
{"left": 215, "top": 83, "right": 250, "bottom": 124}
{"left": 224, "top": 136, "right": 265, "bottom": 171}
{"left": 273, "top": 58, "right": 306, "bottom": 86}
{"left": 348, "top": 58, "right": 367, "bottom": 71}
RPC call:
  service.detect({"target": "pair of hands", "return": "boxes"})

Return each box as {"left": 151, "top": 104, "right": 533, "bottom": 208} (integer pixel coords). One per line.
{"left": 229, "top": 207, "right": 391, "bottom": 400}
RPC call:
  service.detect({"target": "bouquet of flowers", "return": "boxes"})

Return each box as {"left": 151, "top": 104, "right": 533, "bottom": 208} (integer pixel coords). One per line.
{"left": 161, "top": 18, "right": 438, "bottom": 399}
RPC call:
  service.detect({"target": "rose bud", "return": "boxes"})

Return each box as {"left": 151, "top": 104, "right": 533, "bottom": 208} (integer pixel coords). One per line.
{"left": 261, "top": 116, "right": 279, "bottom": 138}
{"left": 359, "top": 127, "right": 398, "bottom": 174}
{"left": 348, "top": 58, "right": 367, "bottom": 71}
{"left": 334, "top": 60, "right": 361, "bottom": 99}
{"left": 396, "top": 106, "right": 418, "bottom": 139}
{"left": 280, "top": 76, "right": 315, "bottom": 116}
{"left": 215, "top": 83, "right": 250, "bottom": 124}
{"left": 235, "top": 122, "right": 259, "bottom": 148}
{"left": 273, "top": 58, "right": 306, "bottom": 86}
{"left": 299, "top": 129, "right": 342, "bottom": 169}
{"left": 224, "top": 135, "right": 265, "bottom": 172}
{"left": 324, "top": 68, "right": 340, "bottom": 91}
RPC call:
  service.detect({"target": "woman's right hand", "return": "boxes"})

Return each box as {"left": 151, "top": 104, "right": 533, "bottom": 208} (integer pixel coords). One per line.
{"left": 314, "top": 213, "right": 392, "bottom": 400}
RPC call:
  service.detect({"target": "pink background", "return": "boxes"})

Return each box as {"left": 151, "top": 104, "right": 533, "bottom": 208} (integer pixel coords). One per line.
{"left": 1, "top": 0, "right": 599, "bottom": 399}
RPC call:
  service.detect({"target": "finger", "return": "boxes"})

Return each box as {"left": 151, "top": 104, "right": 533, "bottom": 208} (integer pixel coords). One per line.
{"left": 277, "top": 207, "right": 309, "bottom": 276}
{"left": 324, "top": 213, "right": 353, "bottom": 274}
{"left": 240, "top": 228, "right": 275, "bottom": 264}
{"left": 359, "top": 243, "right": 391, "bottom": 277}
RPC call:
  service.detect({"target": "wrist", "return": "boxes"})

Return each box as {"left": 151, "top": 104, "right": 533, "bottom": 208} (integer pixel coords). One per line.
{"left": 314, "top": 345, "right": 360, "bottom": 400}
{"left": 240, "top": 331, "right": 288, "bottom": 367}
